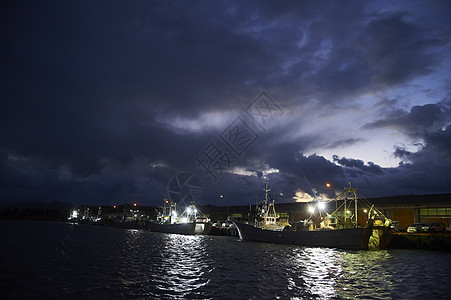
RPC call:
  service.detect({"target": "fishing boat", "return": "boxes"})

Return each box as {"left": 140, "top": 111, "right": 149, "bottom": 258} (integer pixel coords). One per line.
{"left": 112, "top": 204, "right": 145, "bottom": 229}
{"left": 147, "top": 196, "right": 212, "bottom": 235}
{"left": 232, "top": 182, "right": 393, "bottom": 250}
{"left": 253, "top": 182, "right": 290, "bottom": 231}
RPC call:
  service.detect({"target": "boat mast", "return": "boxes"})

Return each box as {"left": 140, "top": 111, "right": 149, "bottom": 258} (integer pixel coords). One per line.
{"left": 263, "top": 182, "right": 270, "bottom": 226}
{"left": 263, "top": 182, "right": 271, "bottom": 204}
{"left": 343, "top": 182, "right": 358, "bottom": 227}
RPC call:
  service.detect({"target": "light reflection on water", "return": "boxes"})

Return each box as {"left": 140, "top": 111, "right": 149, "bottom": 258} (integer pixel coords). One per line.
{"left": 150, "top": 234, "right": 211, "bottom": 299}
{"left": 1, "top": 221, "right": 451, "bottom": 300}
{"left": 288, "top": 247, "right": 345, "bottom": 299}
{"left": 335, "top": 251, "right": 395, "bottom": 299}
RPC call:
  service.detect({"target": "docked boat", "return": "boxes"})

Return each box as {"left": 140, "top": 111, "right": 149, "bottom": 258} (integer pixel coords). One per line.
{"left": 147, "top": 196, "right": 212, "bottom": 235}
{"left": 112, "top": 204, "right": 146, "bottom": 229}
{"left": 147, "top": 220, "right": 197, "bottom": 234}
{"left": 232, "top": 182, "right": 393, "bottom": 250}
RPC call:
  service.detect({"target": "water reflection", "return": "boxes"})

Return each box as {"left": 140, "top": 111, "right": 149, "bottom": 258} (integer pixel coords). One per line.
{"left": 335, "top": 251, "right": 395, "bottom": 299}
{"left": 2, "top": 222, "right": 450, "bottom": 299}
{"left": 287, "top": 247, "right": 344, "bottom": 299}
{"left": 150, "top": 234, "right": 211, "bottom": 299}
{"left": 287, "top": 248, "right": 395, "bottom": 299}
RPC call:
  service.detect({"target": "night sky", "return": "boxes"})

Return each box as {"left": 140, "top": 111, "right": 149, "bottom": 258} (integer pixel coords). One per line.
{"left": 1, "top": 0, "right": 451, "bottom": 207}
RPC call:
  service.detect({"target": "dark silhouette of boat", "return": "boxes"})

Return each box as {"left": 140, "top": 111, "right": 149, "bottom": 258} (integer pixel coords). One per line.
{"left": 235, "top": 223, "right": 372, "bottom": 250}
{"left": 147, "top": 196, "right": 212, "bottom": 235}
{"left": 147, "top": 221, "right": 197, "bottom": 235}
{"left": 232, "top": 182, "right": 393, "bottom": 250}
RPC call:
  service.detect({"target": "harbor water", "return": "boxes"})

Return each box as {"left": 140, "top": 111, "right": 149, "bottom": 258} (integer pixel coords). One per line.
{"left": 1, "top": 220, "right": 450, "bottom": 299}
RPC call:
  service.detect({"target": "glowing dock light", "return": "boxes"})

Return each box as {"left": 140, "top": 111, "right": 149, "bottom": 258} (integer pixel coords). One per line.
{"left": 187, "top": 206, "right": 197, "bottom": 215}
{"left": 71, "top": 210, "right": 78, "bottom": 219}
{"left": 318, "top": 202, "right": 326, "bottom": 210}
{"left": 308, "top": 206, "right": 315, "bottom": 214}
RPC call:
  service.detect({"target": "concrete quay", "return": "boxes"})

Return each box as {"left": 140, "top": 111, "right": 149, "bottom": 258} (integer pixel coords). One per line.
{"left": 388, "top": 232, "right": 451, "bottom": 251}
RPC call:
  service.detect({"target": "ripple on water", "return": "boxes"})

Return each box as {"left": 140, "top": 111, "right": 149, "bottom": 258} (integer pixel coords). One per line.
{"left": 2, "top": 221, "right": 451, "bottom": 299}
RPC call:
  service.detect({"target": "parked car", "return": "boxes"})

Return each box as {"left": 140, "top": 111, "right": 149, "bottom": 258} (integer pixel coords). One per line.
{"left": 422, "top": 222, "right": 446, "bottom": 233}
{"left": 407, "top": 223, "right": 426, "bottom": 233}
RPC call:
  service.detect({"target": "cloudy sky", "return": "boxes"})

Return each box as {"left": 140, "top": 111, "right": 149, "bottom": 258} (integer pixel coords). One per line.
{"left": 1, "top": 0, "right": 451, "bottom": 207}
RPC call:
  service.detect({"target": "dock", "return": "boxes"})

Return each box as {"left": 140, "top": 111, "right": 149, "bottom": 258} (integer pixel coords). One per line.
{"left": 388, "top": 232, "right": 451, "bottom": 251}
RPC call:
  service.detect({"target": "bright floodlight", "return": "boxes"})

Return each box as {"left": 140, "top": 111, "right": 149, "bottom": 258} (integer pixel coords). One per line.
{"left": 318, "top": 202, "right": 326, "bottom": 210}
{"left": 308, "top": 206, "right": 315, "bottom": 214}
{"left": 187, "top": 207, "right": 192, "bottom": 214}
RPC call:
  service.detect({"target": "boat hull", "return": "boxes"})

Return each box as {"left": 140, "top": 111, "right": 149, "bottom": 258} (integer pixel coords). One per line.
{"left": 112, "top": 220, "right": 146, "bottom": 230}
{"left": 147, "top": 222, "right": 196, "bottom": 235}
{"left": 194, "top": 222, "right": 213, "bottom": 235}
{"left": 234, "top": 222, "right": 373, "bottom": 250}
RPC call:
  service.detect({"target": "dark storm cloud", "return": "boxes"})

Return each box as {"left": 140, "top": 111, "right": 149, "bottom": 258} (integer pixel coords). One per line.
{"left": 364, "top": 101, "right": 451, "bottom": 141}
{"left": 364, "top": 13, "right": 442, "bottom": 86}
{"left": 1, "top": 0, "right": 450, "bottom": 206}
{"left": 356, "top": 97, "right": 451, "bottom": 195}
{"left": 288, "top": 11, "right": 447, "bottom": 105}
{"left": 324, "top": 138, "right": 366, "bottom": 150}
{"left": 222, "top": 1, "right": 451, "bottom": 200}
{"left": 393, "top": 146, "right": 412, "bottom": 160}
{"left": 332, "top": 155, "right": 385, "bottom": 176}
